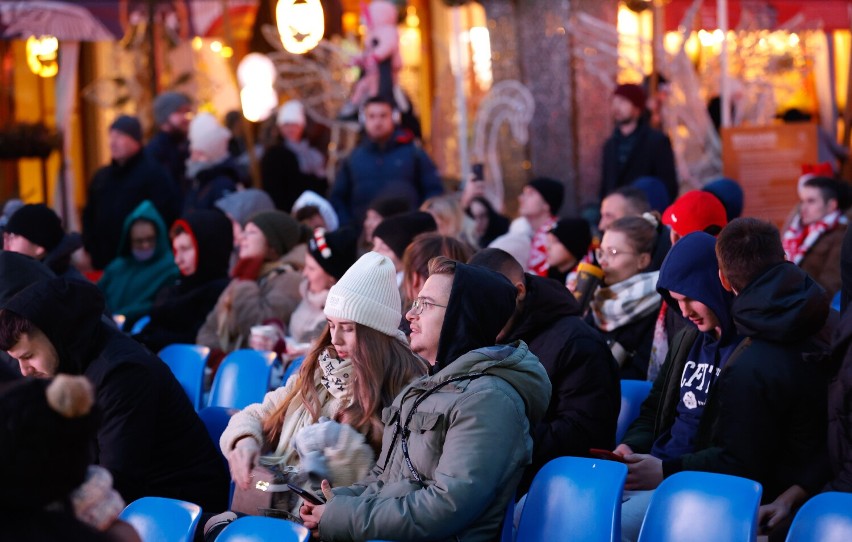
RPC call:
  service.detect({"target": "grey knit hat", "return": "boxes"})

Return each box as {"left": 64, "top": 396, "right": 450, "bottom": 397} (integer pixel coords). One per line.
{"left": 324, "top": 252, "right": 402, "bottom": 338}
{"left": 153, "top": 91, "right": 191, "bottom": 127}
{"left": 247, "top": 210, "right": 302, "bottom": 257}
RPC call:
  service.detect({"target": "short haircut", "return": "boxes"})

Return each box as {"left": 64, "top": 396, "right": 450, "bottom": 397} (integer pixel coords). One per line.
{"left": 467, "top": 248, "right": 524, "bottom": 285}
{"left": 715, "top": 217, "right": 785, "bottom": 292}
{"left": 293, "top": 205, "right": 321, "bottom": 223}
{"left": 606, "top": 215, "right": 658, "bottom": 255}
{"left": 364, "top": 96, "right": 394, "bottom": 110}
{"left": 428, "top": 256, "right": 458, "bottom": 277}
{"left": 803, "top": 176, "right": 849, "bottom": 210}
{"left": 612, "top": 186, "right": 651, "bottom": 215}
{"left": 403, "top": 233, "right": 473, "bottom": 291}
{"left": 0, "top": 309, "right": 33, "bottom": 351}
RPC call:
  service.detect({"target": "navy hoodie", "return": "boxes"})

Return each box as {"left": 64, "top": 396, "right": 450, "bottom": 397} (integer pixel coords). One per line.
{"left": 651, "top": 232, "right": 742, "bottom": 459}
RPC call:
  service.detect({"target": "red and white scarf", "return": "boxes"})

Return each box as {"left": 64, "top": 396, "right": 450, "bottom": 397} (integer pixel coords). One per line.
{"left": 782, "top": 210, "right": 846, "bottom": 265}
{"left": 528, "top": 218, "right": 556, "bottom": 277}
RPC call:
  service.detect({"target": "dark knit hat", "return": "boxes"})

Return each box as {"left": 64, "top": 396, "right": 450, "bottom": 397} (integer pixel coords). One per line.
{"left": 663, "top": 190, "right": 728, "bottom": 237}
{"left": 373, "top": 211, "right": 437, "bottom": 260}
{"left": 631, "top": 176, "right": 671, "bottom": 214}
{"left": 309, "top": 227, "right": 358, "bottom": 281}
{"left": 368, "top": 195, "right": 412, "bottom": 218}
{"left": 109, "top": 115, "right": 142, "bottom": 143}
{"left": 613, "top": 83, "right": 647, "bottom": 111}
{"left": 549, "top": 218, "right": 592, "bottom": 260}
{"left": 702, "top": 178, "right": 744, "bottom": 222}
{"left": 248, "top": 210, "right": 304, "bottom": 257}
{"left": 527, "top": 177, "right": 565, "bottom": 215}
{"left": 153, "top": 91, "right": 191, "bottom": 127}
{"left": 5, "top": 204, "right": 64, "bottom": 252}
{"left": 0, "top": 375, "right": 98, "bottom": 510}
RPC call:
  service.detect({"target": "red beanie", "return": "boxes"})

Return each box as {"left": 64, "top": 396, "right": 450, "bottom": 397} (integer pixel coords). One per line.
{"left": 613, "top": 83, "right": 647, "bottom": 111}
{"left": 662, "top": 191, "right": 728, "bottom": 236}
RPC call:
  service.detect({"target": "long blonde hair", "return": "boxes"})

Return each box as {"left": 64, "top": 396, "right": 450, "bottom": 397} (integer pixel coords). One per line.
{"left": 262, "top": 324, "right": 426, "bottom": 453}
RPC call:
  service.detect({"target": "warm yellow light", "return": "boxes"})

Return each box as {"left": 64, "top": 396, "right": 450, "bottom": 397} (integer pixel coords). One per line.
{"left": 221, "top": 46, "right": 234, "bottom": 58}
{"left": 26, "top": 35, "right": 59, "bottom": 78}
{"left": 210, "top": 40, "right": 223, "bottom": 53}
{"left": 192, "top": 36, "right": 203, "bottom": 50}
{"left": 276, "top": 0, "right": 324, "bottom": 55}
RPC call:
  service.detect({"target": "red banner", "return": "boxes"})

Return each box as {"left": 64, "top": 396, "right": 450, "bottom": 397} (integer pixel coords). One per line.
{"left": 664, "top": 1, "right": 852, "bottom": 32}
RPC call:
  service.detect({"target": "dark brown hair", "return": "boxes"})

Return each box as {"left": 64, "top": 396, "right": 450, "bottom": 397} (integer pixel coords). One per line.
{"left": 427, "top": 256, "right": 458, "bottom": 277}
{"left": 0, "top": 309, "right": 32, "bottom": 351}
{"left": 402, "top": 233, "right": 473, "bottom": 302}
{"left": 715, "top": 217, "right": 785, "bottom": 292}
{"left": 262, "top": 324, "right": 426, "bottom": 453}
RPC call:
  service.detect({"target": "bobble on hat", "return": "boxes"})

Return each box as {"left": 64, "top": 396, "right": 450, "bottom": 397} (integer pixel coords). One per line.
{"left": 324, "top": 252, "right": 402, "bottom": 338}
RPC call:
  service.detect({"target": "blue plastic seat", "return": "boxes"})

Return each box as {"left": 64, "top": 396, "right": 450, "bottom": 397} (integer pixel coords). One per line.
{"left": 158, "top": 344, "right": 210, "bottom": 410}
{"left": 616, "top": 379, "right": 653, "bottom": 443}
{"left": 130, "top": 314, "right": 151, "bottom": 335}
{"left": 516, "top": 456, "right": 628, "bottom": 542}
{"left": 217, "top": 515, "right": 310, "bottom": 541}
{"left": 831, "top": 291, "right": 841, "bottom": 313}
{"left": 119, "top": 496, "right": 202, "bottom": 542}
{"left": 198, "top": 406, "right": 239, "bottom": 452}
{"left": 637, "top": 471, "right": 762, "bottom": 542}
{"left": 785, "top": 491, "right": 852, "bottom": 542}
{"left": 282, "top": 355, "right": 305, "bottom": 384}
{"left": 208, "top": 349, "right": 276, "bottom": 409}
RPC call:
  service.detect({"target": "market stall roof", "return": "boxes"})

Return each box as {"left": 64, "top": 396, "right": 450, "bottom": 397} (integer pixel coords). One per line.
{"left": 663, "top": 0, "right": 852, "bottom": 32}
{"left": 0, "top": 0, "right": 258, "bottom": 42}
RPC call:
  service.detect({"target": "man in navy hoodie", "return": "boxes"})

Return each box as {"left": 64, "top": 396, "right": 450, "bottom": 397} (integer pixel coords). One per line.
{"left": 615, "top": 232, "right": 743, "bottom": 540}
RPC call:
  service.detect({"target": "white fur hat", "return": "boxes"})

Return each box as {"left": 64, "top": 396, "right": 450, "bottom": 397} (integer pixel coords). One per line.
{"left": 189, "top": 113, "right": 231, "bottom": 162}
{"left": 277, "top": 100, "right": 306, "bottom": 126}
{"left": 324, "top": 251, "right": 401, "bottom": 337}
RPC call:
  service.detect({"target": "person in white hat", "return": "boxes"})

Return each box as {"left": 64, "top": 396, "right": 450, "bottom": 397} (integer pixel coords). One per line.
{"left": 261, "top": 100, "right": 328, "bottom": 213}
{"left": 184, "top": 113, "right": 240, "bottom": 212}
{"left": 207, "top": 252, "right": 426, "bottom": 535}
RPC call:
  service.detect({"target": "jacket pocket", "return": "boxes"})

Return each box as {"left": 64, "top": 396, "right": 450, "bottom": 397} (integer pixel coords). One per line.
{"left": 381, "top": 405, "right": 400, "bottom": 425}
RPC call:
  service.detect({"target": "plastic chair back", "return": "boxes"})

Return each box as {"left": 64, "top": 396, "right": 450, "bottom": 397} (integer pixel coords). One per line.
{"left": 282, "top": 355, "right": 305, "bottom": 384}
{"left": 516, "top": 456, "right": 628, "bottom": 542}
{"left": 616, "top": 380, "right": 652, "bottom": 443}
{"left": 501, "top": 494, "right": 515, "bottom": 542}
{"left": 217, "top": 515, "right": 310, "bottom": 542}
{"left": 119, "top": 496, "right": 202, "bottom": 542}
{"left": 208, "top": 349, "right": 276, "bottom": 409}
{"left": 159, "top": 344, "right": 209, "bottom": 410}
{"left": 637, "top": 471, "right": 762, "bottom": 542}
{"left": 130, "top": 315, "right": 151, "bottom": 335}
{"left": 786, "top": 491, "right": 852, "bottom": 542}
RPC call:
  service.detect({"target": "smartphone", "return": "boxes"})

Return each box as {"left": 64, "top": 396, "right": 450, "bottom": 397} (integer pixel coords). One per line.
{"left": 589, "top": 448, "right": 627, "bottom": 463}
{"left": 286, "top": 483, "right": 326, "bottom": 505}
{"left": 472, "top": 163, "right": 484, "bottom": 182}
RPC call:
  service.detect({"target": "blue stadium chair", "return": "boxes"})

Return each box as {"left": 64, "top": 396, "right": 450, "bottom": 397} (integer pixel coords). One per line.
{"left": 516, "top": 456, "right": 628, "bottom": 542}
{"left": 158, "top": 344, "right": 210, "bottom": 410}
{"left": 217, "top": 515, "right": 310, "bottom": 542}
{"left": 198, "top": 406, "right": 238, "bottom": 453}
{"left": 616, "top": 380, "right": 652, "bottom": 443}
{"left": 831, "top": 291, "right": 842, "bottom": 313}
{"left": 501, "top": 495, "right": 515, "bottom": 542}
{"left": 130, "top": 314, "right": 151, "bottom": 335}
{"left": 786, "top": 491, "right": 852, "bottom": 542}
{"left": 282, "top": 355, "right": 305, "bottom": 384}
{"left": 637, "top": 471, "right": 762, "bottom": 542}
{"left": 208, "top": 349, "right": 276, "bottom": 409}
{"left": 119, "top": 496, "right": 202, "bottom": 542}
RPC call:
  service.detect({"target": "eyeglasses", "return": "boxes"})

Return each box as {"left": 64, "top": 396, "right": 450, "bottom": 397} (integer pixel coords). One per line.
{"left": 595, "top": 247, "right": 636, "bottom": 261}
{"left": 409, "top": 297, "right": 448, "bottom": 316}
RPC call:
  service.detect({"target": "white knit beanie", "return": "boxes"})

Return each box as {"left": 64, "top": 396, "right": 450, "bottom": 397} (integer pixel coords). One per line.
{"left": 189, "top": 113, "right": 231, "bottom": 162}
{"left": 277, "top": 100, "right": 306, "bottom": 126}
{"left": 324, "top": 252, "right": 401, "bottom": 337}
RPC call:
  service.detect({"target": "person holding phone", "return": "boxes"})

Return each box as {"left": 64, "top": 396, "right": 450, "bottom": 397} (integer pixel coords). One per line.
{"left": 206, "top": 252, "right": 426, "bottom": 535}
{"left": 301, "top": 257, "right": 551, "bottom": 542}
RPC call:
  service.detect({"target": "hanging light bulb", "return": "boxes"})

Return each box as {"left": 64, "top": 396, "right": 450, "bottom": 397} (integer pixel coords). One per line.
{"left": 276, "top": 0, "right": 325, "bottom": 55}
{"left": 26, "top": 35, "right": 59, "bottom": 78}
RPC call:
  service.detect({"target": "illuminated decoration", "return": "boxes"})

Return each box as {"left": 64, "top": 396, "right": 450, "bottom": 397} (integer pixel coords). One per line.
{"left": 26, "top": 35, "right": 59, "bottom": 78}
{"left": 237, "top": 53, "right": 278, "bottom": 122}
{"left": 276, "top": 0, "right": 324, "bottom": 55}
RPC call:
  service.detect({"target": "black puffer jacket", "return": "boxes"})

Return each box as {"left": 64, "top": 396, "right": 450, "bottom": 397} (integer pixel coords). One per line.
{"left": 507, "top": 275, "right": 620, "bottom": 492}
{"left": 1, "top": 278, "right": 229, "bottom": 509}
{"left": 827, "top": 309, "right": 852, "bottom": 492}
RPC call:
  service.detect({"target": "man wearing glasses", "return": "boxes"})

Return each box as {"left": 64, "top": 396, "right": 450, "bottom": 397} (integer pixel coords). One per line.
{"left": 302, "top": 257, "right": 551, "bottom": 541}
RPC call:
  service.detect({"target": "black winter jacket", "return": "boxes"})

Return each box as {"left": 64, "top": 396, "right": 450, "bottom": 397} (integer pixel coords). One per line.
{"left": 508, "top": 275, "right": 620, "bottom": 493}
{"left": 623, "top": 262, "right": 831, "bottom": 500}
{"left": 827, "top": 310, "right": 852, "bottom": 492}
{"left": 600, "top": 121, "right": 678, "bottom": 201}
{"left": 1, "top": 279, "right": 230, "bottom": 510}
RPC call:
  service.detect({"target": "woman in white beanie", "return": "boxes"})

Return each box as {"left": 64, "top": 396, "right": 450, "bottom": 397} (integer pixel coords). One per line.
{"left": 184, "top": 113, "right": 241, "bottom": 213}
{"left": 209, "top": 252, "right": 426, "bottom": 534}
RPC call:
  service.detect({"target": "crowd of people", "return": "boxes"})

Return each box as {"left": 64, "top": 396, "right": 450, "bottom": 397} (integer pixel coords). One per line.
{"left": 0, "top": 82, "right": 851, "bottom": 542}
